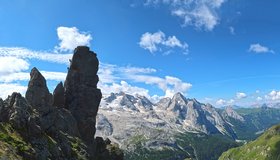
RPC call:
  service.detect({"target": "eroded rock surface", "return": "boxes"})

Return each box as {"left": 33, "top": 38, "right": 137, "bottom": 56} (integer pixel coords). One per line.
{"left": 64, "top": 46, "right": 102, "bottom": 145}
{"left": 0, "top": 46, "right": 123, "bottom": 160}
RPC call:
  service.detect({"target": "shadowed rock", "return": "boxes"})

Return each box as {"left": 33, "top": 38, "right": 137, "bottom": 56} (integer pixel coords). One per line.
{"left": 25, "top": 67, "right": 53, "bottom": 114}
{"left": 0, "top": 46, "right": 122, "bottom": 160}
{"left": 64, "top": 46, "right": 102, "bottom": 155}
{"left": 53, "top": 82, "right": 65, "bottom": 107}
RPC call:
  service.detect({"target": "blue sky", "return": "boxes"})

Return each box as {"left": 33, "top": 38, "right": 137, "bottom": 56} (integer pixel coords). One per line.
{"left": 0, "top": 0, "right": 280, "bottom": 107}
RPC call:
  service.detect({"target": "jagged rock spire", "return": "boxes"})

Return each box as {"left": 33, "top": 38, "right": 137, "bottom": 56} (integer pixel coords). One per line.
{"left": 25, "top": 67, "right": 52, "bottom": 114}
{"left": 53, "top": 82, "right": 65, "bottom": 107}
{"left": 64, "top": 46, "right": 102, "bottom": 146}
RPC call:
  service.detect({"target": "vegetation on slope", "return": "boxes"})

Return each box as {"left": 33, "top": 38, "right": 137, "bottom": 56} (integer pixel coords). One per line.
{"left": 219, "top": 124, "right": 280, "bottom": 160}
{"left": 0, "top": 123, "right": 34, "bottom": 159}
{"left": 230, "top": 107, "right": 280, "bottom": 140}
{"left": 125, "top": 132, "right": 239, "bottom": 160}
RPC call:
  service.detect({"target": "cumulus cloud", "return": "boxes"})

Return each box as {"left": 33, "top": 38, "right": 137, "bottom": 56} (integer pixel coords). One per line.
{"left": 265, "top": 90, "right": 280, "bottom": 101}
{"left": 248, "top": 43, "right": 274, "bottom": 54}
{"left": 145, "top": 0, "right": 226, "bottom": 31}
{"left": 55, "top": 26, "right": 92, "bottom": 52}
{"left": 99, "top": 81, "right": 150, "bottom": 98}
{"left": 236, "top": 92, "right": 247, "bottom": 99}
{"left": 139, "top": 31, "right": 164, "bottom": 53}
{"left": 139, "top": 31, "right": 188, "bottom": 54}
{"left": 98, "top": 63, "right": 192, "bottom": 98}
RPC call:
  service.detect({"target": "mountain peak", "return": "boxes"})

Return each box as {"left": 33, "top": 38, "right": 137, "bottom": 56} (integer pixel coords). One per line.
{"left": 172, "top": 92, "right": 187, "bottom": 101}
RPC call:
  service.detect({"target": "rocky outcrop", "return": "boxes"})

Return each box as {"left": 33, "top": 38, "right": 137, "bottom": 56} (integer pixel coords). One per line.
{"left": 25, "top": 67, "right": 53, "bottom": 115}
{"left": 64, "top": 46, "right": 102, "bottom": 158}
{"left": 95, "top": 137, "right": 124, "bottom": 160}
{"left": 222, "top": 106, "right": 245, "bottom": 122}
{"left": 53, "top": 82, "right": 65, "bottom": 108}
{"left": 0, "top": 46, "right": 123, "bottom": 160}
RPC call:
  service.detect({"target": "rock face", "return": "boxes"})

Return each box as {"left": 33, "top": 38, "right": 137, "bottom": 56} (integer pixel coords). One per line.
{"left": 53, "top": 82, "right": 65, "bottom": 107}
{"left": 222, "top": 106, "right": 245, "bottom": 122}
{"left": 0, "top": 46, "right": 123, "bottom": 160}
{"left": 25, "top": 67, "right": 53, "bottom": 114}
{"left": 64, "top": 46, "right": 102, "bottom": 146}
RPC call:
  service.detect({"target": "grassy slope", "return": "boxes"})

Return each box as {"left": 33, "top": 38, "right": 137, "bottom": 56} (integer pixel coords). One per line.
{"left": 0, "top": 122, "right": 87, "bottom": 160}
{"left": 0, "top": 123, "right": 33, "bottom": 160}
{"left": 219, "top": 124, "right": 280, "bottom": 160}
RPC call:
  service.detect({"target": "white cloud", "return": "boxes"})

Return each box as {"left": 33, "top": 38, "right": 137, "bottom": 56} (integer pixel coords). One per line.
{"left": 55, "top": 26, "right": 92, "bottom": 52}
{"left": 122, "top": 66, "right": 157, "bottom": 74}
{"left": 146, "top": 0, "right": 226, "bottom": 31}
{"left": 0, "top": 83, "right": 27, "bottom": 99}
{"left": 0, "top": 70, "right": 66, "bottom": 98}
{"left": 248, "top": 43, "right": 274, "bottom": 54}
{"left": 0, "top": 45, "right": 69, "bottom": 99}
{"left": 139, "top": 31, "right": 188, "bottom": 54}
{"left": 98, "top": 63, "right": 192, "bottom": 98}
{"left": 40, "top": 71, "right": 67, "bottom": 81}
{"left": 164, "top": 36, "right": 188, "bottom": 48}
{"left": 216, "top": 98, "right": 235, "bottom": 106}
{"left": 0, "top": 25, "right": 191, "bottom": 100}
{"left": 0, "top": 72, "right": 29, "bottom": 83}
{"left": 228, "top": 99, "right": 235, "bottom": 104}
{"left": 236, "top": 92, "right": 247, "bottom": 99}
{"left": 0, "top": 71, "right": 66, "bottom": 83}
{"left": 0, "top": 45, "right": 191, "bottom": 99}
{"left": 229, "top": 26, "right": 235, "bottom": 35}
{"left": 216, "top": 99, "right": 226, "bottom": 106}
{"left": 139, "top": 31, "right": 165, "bottom": 53}
{"left": 256, "top": 96, "right": 263, "bottom": 101}
{"left": 0, "top": 57, "right": 29, "bottom": 75}
{"left": 0, "top": 47, "right": 72, "bottom": 64}
{"left": 127, "top": 75, "right": 192, "bottom": 97}
{"left": 99, "top": 81, "right": 150, "bottom": 98}
{"left": 265, "top": 90, "right": 280, "bottom": 101}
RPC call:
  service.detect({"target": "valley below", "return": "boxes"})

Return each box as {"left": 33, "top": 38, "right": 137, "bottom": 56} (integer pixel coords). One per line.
{"left": 96, "top": 92, "right": 280, "bottom": 160}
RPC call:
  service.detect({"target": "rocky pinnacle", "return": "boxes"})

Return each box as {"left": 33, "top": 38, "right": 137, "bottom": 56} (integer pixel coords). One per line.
{"left": 64, "top": 46, "right": 102, "bottom": 145}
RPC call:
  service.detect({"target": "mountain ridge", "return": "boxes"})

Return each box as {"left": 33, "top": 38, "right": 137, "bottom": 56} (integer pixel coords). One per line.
{"left": 97, "top": 92, "right": 280, "bottom": 160}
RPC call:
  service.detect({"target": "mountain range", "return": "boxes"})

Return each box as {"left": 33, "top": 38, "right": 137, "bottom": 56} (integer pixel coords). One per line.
{"left": 1, "top": 46, "right": 280, "bottom": 160}
{"left": 96, "top": 92, "right": 280, "bottom": 160}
